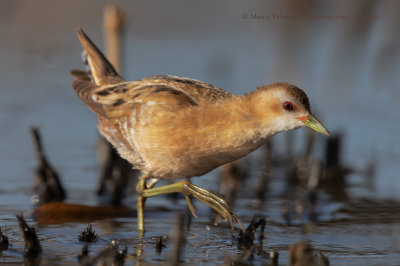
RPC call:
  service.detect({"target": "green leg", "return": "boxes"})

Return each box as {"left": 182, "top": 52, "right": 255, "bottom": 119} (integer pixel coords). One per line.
{"left": 136, "top": 177, "right": 243, "bottom": 235}
{"left": 136, "top": 176, "right": 158, "bottom": 237}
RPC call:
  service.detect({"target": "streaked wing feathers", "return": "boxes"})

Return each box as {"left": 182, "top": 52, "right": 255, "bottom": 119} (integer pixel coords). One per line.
{"left": 71, "top": 70, "right": 108, "bottom": 117}
{"left": 72, "top": 75, "right": 202, "bottom": 119}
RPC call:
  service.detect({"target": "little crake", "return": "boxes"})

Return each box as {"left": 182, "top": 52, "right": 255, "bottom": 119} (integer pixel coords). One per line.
{"left": 71, "top": 29, "right": 329, "bottom": 236}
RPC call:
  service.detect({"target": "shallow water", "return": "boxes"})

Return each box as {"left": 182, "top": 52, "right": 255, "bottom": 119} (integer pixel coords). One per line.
{"left": 1, "top": 0, "right": 400, "bottom": 265}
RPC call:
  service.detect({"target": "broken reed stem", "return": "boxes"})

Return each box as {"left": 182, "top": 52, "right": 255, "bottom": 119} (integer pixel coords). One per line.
{"left": 103, "top": 4, "right": 125, "bottom": 73}
{"left": 98, "top": 4, "right": 136, "bottom": 206}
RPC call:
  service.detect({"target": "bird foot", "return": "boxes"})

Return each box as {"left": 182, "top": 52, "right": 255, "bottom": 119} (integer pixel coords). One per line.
{"left": 180, "top": 181, "right": 244, "bottom": 231}
{"left": 138, "top": 179, "right": 243, "bottom": 231}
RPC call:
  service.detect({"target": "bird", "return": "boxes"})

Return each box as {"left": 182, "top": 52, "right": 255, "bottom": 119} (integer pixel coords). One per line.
{"left": 70, "top": 28, "right": 329, "bottom": 237}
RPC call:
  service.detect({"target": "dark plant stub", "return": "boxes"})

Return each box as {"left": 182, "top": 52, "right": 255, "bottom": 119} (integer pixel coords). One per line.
{"left": 78, "top": 224, "right": 98, "bottom": 243}
{"left": 237, "top": 215, "right": 266, "bottom": 250}
{"left": 155, "top": 236, "right": 167, "bottom": 253}
{"left": 16, "top": 214, "right": 42, "bottom": 257}
{"left": 0, "top": 228, "right": 9, "bottom": 252}
{"left": 30, "top": 127, "right": 66, "bottom": 204}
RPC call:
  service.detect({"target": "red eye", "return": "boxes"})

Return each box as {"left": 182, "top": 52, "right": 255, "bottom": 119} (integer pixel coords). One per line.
{"left": 283, "top": 101, "right": 293, "bottom": 111}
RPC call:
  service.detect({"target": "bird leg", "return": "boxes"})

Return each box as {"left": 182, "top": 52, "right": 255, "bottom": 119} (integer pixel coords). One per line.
{"left": 136, "top": 175, "right": 159, "bottom": 237}
{"left": 136, "top": 176, "right": 244, "bottom": 237}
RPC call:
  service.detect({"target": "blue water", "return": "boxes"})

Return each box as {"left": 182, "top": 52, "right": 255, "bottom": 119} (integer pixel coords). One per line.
{"left": 1, "top": 0, "right": 399, "bottom": 265}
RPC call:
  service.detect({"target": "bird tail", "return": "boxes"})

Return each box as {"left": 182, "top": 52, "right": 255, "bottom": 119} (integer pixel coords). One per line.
{"left": 73, "top": 28, "right": 123, "bottom": 85}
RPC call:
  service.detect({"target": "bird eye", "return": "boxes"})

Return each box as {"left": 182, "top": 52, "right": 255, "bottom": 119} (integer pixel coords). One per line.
{"left": 283, "top": 101, "right": 294, "bottom": 111}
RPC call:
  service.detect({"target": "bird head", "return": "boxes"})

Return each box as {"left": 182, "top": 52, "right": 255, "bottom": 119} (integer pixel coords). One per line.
{"left": 254, "top": 82, "right": 330, "bottom": 136}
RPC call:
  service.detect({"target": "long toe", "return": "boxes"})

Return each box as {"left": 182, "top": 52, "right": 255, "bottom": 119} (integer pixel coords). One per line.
{"left": 181, "top": 181, "right": 244, "bottom": 231}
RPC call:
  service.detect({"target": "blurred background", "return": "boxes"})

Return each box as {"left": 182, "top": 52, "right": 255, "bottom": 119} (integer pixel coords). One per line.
{"left": 0, "top": 0, "right": 399, "bottom": 265}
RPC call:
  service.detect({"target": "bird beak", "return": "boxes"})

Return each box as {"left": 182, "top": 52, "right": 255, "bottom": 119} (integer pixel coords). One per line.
{"left": 298, "top": 114, "right": 330, "bottom": 136}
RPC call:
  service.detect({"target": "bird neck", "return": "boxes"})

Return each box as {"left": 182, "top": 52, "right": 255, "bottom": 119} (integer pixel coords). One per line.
{"left": 239, "top": 90, "right": 283, "bottom": 138}
{"left": 190, "top": 93, "right": 282, "bottom": 161}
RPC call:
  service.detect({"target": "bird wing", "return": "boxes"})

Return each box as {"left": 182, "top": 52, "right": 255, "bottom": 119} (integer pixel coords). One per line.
{"left": 138, "top": 75, "right": 234, "bottom": 104}
{"left": 71, "top": 72, "right": 202, "bottom": 119}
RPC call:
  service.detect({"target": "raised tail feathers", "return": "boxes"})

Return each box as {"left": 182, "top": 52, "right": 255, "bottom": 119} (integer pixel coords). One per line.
{"left": 75, "top": 28, "right": 122, "bottom": 85}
